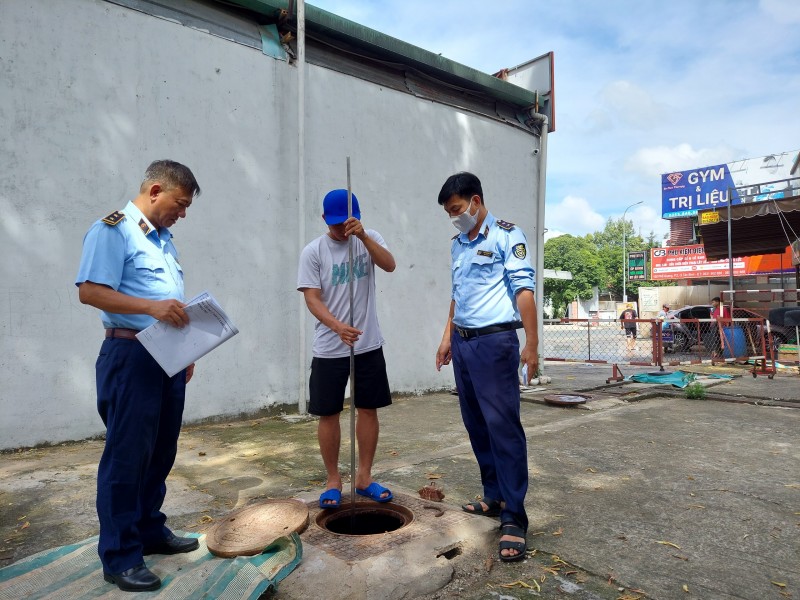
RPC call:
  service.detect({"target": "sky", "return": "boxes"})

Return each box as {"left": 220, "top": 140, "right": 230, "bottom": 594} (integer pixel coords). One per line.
{"left": 306, "top": 0, "right": 800, "bottom": 243}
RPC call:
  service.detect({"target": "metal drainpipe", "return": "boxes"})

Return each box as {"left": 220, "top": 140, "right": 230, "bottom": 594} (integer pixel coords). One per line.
{"left": 297, "top": 0, "right": 307, "bottom": 413}
{"left": 527, "top": 112, "right": 549, "bottom": 368}
{"left": 726, "top": 185, "right": 733, "bottom": 311}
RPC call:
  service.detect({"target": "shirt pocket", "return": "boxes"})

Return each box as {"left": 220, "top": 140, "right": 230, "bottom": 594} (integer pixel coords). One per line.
{"left": 133, "top": 256, "right": 166, "bottom": 282}
{"left": 171, "top": 257, "right": 184, "bottom": 283}
{"left": 470, "top": 252, "right": 501, "bottom": 281}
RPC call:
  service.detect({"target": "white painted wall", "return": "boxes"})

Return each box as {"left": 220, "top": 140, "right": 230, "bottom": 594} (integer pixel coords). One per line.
{"left": 568, "top": 288, "right": 601, "bottom": 319}
{"left": 0, "top": 0, "right": 541, "bottom": 448}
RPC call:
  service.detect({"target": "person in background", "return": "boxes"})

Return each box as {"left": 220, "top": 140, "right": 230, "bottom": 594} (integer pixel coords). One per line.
{"left": 619, "top": 303, "right": 638, "bottom": 352}
{"left": 434, "top": 171, "right": 537, "bottom": 563}
{"left": 710, "top": 297, "right": 726, "bottom": 320}
{"left": 657, "top": 303, "right": 672, "bottom": 353}
{"left": 708, "top": 296, "right": 727, "bottom": 358}
{"left": 75, "top": 160, "right": 202, "bottom": 592}
{"left": 297, "top": 189, "right": 397, "bottom": 509}
{"left": 657, "top": 303, "right": 670, "bottom": 329}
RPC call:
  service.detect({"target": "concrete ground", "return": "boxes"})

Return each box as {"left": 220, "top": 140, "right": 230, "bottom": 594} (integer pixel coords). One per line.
{"left": 1, "top": 362, "right": 798, "bottom": 599}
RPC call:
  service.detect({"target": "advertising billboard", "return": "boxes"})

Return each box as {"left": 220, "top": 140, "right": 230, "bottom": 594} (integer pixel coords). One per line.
{"left": 661, "top": 150, "right": 800, "bottom": 219}
{"left": 627, "top": 251, "right": 646, "bottom": 281}
{"left": 650, "top": 244, "right": 796, "bottom": 280}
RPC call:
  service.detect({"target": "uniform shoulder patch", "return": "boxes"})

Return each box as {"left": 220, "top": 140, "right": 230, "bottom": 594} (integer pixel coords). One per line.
{"left": 101, "top": 211, "right": 124, "bottom": 226}
{"left": 138, "top": 218, "right": 151, "bottom": 235}
{"left": 496, "top": 219, "right": 516, "bottom": 230}
{"left": 512, "top": 243, "right": 527, "bottom": 259}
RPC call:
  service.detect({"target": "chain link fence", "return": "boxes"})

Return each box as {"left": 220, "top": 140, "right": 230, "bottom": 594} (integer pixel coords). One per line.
{"left": 543, "top": 315, "right": 774, "bottom": 373}
{"left": 543, "top": 318, "right": 661, "bottom": 366}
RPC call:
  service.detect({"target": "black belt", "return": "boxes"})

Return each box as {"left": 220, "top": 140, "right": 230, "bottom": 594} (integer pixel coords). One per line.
{"left": 454, "top": 321, "right": 522, "bottom": 339}
{"left": 105, "top": 328, "right": 140, "bottom": 340}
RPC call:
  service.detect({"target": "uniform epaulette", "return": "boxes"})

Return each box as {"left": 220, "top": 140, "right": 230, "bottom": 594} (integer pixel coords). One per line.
{"left": 101, "top": 211, "right": 125, "bottom": 226}
{"left": 496, "top": 219, "right": 515, "bottom": 230}
{"left": 451, "top": 233, "right": 459, "bottom": 240}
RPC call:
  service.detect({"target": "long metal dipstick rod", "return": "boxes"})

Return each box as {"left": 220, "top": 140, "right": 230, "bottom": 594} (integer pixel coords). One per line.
{"left": 346, "top": 157, "right": 356, "bottom": 512}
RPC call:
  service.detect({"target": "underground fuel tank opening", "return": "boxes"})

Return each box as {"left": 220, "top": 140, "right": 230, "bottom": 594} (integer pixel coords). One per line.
{"left": 316, "top": 503, "right": 414, "bottom": 536}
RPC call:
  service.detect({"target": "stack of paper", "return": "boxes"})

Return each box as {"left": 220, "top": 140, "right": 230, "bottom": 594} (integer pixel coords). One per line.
{"left": 136, "top": 291, "right": 239, "bottom": 377}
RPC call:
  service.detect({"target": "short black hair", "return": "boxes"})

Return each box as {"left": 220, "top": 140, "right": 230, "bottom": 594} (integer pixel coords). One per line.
{"left": 141, "top": 159, "right": 201, "bottom": 197}
{"left": 437, "top": 172, "right": 484, "bottom": 206}
{"left": 712, "top": 297, "right": 721, "bottom": 302}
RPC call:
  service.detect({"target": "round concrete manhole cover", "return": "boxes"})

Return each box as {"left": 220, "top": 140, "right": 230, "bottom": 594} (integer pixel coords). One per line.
{"left": 543, "top": 393, "right": 591, "bottom": 406}
{"left": 206, "top": 499, "right": 309, "bottom": 558}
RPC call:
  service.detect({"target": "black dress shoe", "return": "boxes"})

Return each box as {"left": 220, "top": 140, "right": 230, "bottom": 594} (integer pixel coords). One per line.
{"left": 143, "top": 532, "right": 200, "bottom": 555}
{"left": 103, "top": 564, "right": 161, "bottom": 592}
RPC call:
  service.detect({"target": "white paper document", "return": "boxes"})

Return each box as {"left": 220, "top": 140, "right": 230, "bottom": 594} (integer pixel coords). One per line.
{"left": 136, "top": 291, "right": 239, "bottom": 377}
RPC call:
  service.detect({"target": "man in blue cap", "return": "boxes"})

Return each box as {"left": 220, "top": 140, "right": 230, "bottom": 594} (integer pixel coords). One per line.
{"left": 297, "top": 189, "right": 397, "bottom": 508}
{"left": 435, "top": 172, "right": 538, "bottom": 562}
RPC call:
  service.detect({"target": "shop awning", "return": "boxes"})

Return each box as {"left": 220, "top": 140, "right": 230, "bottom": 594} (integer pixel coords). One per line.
{"left": 699, "top": 195, "right": 800, "bottom": 260}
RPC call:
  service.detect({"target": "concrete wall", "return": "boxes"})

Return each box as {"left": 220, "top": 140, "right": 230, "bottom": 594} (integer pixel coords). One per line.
{"left": 0, "top": 0, "right": 541, "bottom": 448}
{"left": 567, "top": 288, "right": 602, "bottom": 320}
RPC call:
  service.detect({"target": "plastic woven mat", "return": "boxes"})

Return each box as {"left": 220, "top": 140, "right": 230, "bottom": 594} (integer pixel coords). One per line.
{"left": 0, "top": 531, "right": 301, "bottom": 600}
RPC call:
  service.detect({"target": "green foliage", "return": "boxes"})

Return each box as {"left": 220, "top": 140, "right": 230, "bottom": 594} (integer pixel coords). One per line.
{"left": 586, "top": 217, "right": 648, "bottom": 299}
{"left": 543, "top": 235, "right": 604, "bottom": 317}
{"left": 685, "top": 382, "right": 707, "bottom": 399}
{"left": 545, "top": 217, "right": 670, "bottom": 311}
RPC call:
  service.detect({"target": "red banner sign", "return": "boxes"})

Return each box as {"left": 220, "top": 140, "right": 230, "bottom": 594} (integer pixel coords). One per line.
{"left": 649, "top": 244, "right": 795, "bottom": 280}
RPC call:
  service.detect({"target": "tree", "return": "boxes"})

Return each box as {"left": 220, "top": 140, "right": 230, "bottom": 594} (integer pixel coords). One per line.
{"left": 545, "top": 219, "right": 670, "bottom": 314}
{"left": 586, "top": 217, "right": 647, "bottom": 300}
{"left": 543, "top": 235, "right": 604, "bottom": 317}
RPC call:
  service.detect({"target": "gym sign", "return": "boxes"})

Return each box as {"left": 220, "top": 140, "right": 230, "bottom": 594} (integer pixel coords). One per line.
{"left": 661, "top": 150, "right": 799, "bottom": 219}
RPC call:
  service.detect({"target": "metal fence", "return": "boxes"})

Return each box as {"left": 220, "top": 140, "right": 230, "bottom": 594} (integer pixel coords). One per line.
{"left": 543, "top": 318, "right": 662, "bottom": 367}
{"left": 543, "top": 317, "right": 777, "bottom": 376}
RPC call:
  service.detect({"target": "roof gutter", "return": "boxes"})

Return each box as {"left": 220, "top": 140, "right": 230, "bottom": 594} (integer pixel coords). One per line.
{"left": 220, "top": 0, "right": 537, "bottom": 109}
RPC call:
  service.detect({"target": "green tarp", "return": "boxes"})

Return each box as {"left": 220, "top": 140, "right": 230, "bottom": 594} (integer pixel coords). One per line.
{"left": 626, "top": 371, "right": 732, "bottom": 388}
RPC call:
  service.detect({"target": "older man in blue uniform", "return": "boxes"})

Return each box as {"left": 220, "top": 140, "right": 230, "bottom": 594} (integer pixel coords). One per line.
{"left": 76, "top": 160, "right": 201, "bottom": 592}
{"left": 435, "top": 171, "right": 538, "bottom": 562}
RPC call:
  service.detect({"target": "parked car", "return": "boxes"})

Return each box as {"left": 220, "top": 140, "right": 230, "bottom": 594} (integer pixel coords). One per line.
{"left": 663, "top": 305, "right": 794, "bottom": 354}
{"left": 662, "top": 305, "right": 713, "bottom": 353}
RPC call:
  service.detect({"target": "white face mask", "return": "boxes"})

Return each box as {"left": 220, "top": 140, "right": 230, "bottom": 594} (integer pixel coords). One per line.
{"left": 450, "top": 200, "right": 478, "bottom": 233}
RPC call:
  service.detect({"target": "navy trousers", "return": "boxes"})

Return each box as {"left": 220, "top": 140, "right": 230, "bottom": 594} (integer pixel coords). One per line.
{"left": 95, "top": 337, "right": 186, "bottom": 573}
{"left": 451, "top": 329, "right": 528, "bottom": 531}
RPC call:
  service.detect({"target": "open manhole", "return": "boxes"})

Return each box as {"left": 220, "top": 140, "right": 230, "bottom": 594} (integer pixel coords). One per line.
{"left": 316, "top": 502, "right": 414, "bottom": 536}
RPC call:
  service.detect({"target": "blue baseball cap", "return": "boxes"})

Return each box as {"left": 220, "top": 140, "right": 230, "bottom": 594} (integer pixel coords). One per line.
{"left": 323, "top": 189, "right": 361, "bottom": 225}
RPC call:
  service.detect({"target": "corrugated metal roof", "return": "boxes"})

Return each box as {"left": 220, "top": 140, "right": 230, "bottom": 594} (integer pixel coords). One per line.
{"left": 699, "top": 195, "right": 800, "bottom": 260}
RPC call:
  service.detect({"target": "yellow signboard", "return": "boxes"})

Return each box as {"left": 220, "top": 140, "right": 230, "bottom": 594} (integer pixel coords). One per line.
{"left": 699, "top": 211, "right": 720, "bottom": 225}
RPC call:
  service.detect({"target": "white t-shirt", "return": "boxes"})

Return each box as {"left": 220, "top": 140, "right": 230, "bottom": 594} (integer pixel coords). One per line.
{"left": 297, "top": 230, "right": 387, "bottom": 358}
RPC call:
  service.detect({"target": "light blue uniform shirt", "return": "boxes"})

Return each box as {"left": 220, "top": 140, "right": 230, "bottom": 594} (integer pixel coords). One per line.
{"left": 75, "top": 201, "right": 185, "bottom": 330}
{"left": 451, "top": 212, "right": 535, "bottom": 329}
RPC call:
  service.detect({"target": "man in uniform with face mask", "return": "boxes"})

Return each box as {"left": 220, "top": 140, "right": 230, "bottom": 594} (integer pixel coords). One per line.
{"left": 434, "top": 171, "right": 538, "bottom": 562}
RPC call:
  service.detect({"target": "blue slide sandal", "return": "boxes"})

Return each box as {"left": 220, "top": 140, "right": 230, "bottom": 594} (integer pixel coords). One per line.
{"left": 356, "top": 482, "right": 393, "bottom": 503}
{"left": 319, "top": 488, "right": 342, "bottom": 508}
